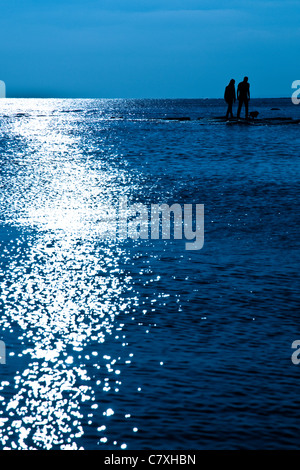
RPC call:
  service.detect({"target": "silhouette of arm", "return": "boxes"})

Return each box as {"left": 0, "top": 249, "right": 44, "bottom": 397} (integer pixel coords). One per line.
{"left": 248, "top": 85, "right": 250, "bottom": 100}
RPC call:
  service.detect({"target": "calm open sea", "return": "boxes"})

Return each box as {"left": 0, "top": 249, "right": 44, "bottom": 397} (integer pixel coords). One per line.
{"left": 0, "top": 98, "right": 299, "bottom": 450}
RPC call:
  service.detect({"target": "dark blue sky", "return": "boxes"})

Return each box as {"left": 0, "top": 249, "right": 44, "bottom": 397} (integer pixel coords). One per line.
{"left": 0, "top": 0, "right": 299, "bottom": 98}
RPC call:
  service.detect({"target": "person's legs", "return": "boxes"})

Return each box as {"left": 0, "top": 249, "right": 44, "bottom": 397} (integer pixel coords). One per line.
{"left": 237, "top": 100, "right": 242, "bottom": 118}
{"left": 245, "top": 99, "right": 249, "bottom": 118}
{"left": 226, "top": 102, "right": 233, "bottom": 118}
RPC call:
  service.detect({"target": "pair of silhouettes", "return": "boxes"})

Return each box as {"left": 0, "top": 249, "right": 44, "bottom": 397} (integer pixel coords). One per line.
{"left": 224, "top": 77, "right": 250, "bottom": 119}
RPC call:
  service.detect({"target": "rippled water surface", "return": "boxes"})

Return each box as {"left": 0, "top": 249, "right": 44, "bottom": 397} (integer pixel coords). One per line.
{"left": 0, "top": 99, "right": 299, "bottom": 449}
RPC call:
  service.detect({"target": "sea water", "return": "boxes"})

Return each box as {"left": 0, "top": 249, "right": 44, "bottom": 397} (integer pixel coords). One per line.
{"left": 0, "top": 98, "right": 299, "bottom": 450}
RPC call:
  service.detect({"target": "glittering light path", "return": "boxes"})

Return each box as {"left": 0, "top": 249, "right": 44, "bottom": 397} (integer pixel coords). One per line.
{"left": 0, "top": 100, "right": 151, "bottom": 450}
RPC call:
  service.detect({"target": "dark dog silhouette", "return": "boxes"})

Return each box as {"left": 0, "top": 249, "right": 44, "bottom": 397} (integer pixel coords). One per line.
{"left": 249, "top": 111, "right": 259, "bottom": 119}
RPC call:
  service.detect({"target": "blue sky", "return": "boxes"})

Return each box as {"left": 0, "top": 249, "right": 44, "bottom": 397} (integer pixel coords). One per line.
{"left": 0, "top": 0, "right": 299, "bottom": 98}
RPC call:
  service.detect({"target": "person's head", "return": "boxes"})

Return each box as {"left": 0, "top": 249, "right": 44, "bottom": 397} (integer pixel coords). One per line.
{"left": 243, "top": 76, "right": 248, "bottom": 82}
{"left": 230, "top": 79, "right": 235, "bottom": 85}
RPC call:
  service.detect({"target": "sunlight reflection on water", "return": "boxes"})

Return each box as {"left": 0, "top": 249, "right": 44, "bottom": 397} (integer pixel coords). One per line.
{"left": 0, "top": 100, "right": 141, "bottom": 449}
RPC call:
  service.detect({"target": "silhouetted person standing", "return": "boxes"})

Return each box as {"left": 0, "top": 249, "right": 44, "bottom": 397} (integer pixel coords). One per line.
{"left": 224, "top": 79, "right": 236, "bottom": 118}
{"left": 237, "top": 77, "right": 250, "bottom": 119}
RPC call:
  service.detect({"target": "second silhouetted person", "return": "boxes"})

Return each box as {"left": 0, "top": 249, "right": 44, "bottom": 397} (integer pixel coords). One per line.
{"left": 224, "top": 79, "right": 236, "bottom": 119}
{"left": 237, "top": 77, "right": 250, "bottom": 119}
